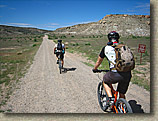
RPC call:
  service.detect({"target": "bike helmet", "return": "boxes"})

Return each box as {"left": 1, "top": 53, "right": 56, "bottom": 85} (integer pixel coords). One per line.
{"left": 58, "top": 40, "right": 62, "bottom": 43}
{"left": 107, "top": 31, "right": 120, "bottom": 42}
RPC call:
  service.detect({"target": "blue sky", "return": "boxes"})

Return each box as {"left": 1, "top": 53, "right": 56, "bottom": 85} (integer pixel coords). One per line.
{"left": 0, "top": 0, "right": 150, "bottom": 30}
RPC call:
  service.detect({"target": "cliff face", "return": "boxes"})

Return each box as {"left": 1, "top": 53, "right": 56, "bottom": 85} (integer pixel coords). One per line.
{"left": 54, "top": 14, "right": 150, "bottom": 36}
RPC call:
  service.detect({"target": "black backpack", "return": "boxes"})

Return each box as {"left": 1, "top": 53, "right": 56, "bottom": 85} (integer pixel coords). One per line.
{"left": 57, "top": 42, "right": 62, "bottom": 50}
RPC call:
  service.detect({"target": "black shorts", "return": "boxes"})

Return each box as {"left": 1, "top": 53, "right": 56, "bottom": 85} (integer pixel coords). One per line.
{"left": 56, "top": 53, "right": 64, "bottom": 60}
{"left": 103, "top": 71, "right": 132, "bottom": 94}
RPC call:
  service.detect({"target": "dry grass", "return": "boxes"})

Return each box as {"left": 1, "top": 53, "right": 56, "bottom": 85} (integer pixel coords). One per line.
{"left": 0, "top": 34, "right": 43, "bottom": 109}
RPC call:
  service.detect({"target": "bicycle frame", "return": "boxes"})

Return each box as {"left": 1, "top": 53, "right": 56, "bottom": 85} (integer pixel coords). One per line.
{"left": 109, "top": 84, "right": 119, "bottom": 113}
{"left": 96, "top": 70, "right": 132, "bottom": 113}
{"left": 110, "top": 84, "right": 128, "bottom": 113}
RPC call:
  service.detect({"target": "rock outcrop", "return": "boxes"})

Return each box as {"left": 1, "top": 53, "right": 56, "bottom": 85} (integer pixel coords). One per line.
{"left": 53, "top": 14, "right": 150, "bottom": 37}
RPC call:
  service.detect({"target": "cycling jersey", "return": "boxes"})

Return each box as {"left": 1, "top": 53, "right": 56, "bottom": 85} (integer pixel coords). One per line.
{"left": 99, "top": 45, "right": 117, "bottom": 72}
{"left": 55, "top": 44, "right": 65, "bottom": 52}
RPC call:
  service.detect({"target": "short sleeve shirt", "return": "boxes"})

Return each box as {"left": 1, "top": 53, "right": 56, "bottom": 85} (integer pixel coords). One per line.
{"left": 55, "top": 44, "right": 65, "bottom": 49}
{"left": 99, "top": 45, "right": 117, "bottom": 71}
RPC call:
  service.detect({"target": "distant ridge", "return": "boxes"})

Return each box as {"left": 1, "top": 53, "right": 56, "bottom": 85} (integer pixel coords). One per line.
{"left": 0, "top": 25, "right": 51, "bottom": 36}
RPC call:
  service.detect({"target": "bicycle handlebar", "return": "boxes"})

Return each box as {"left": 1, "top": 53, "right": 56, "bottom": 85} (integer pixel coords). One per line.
{"left": 92, "top": 69, "right": 109, "bottom": 73}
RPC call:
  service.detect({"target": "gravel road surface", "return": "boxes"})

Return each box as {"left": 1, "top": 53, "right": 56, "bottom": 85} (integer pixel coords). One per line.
{"left": 2, "top": 35, "right": 150, "bottom": 113}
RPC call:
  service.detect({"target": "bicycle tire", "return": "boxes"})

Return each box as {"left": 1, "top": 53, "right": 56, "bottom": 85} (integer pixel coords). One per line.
{"left": 115, "top": 98, "right": 133, "bottom": 113}
{"left": 59, "top": 60, "right": 62, "bottom": 74}
{"left": 97, "top": 82, "right": 109, "bottom": 112}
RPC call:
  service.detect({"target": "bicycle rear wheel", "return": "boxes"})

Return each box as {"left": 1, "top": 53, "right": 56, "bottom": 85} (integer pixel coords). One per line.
{"left": 97, "top": 82, "right": 109, "bottom": 112}
{"left": 59, "top": 60, "right": 62, "bottom": 74}
{"left": 115, "top": 98, "right": 133, "bottom": 113}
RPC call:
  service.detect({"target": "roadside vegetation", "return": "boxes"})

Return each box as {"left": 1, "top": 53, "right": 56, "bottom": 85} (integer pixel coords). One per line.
{"left": 48, "top": 34, "right": 150, "bottom": 91}
{"left": 0, "top": 34, "right": 43, "bottom": 111}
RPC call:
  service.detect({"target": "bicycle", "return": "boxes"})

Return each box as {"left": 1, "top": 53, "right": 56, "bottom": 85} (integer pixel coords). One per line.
{"left": 56, "top": 51, "right": 63, "bottom": 74}
{"left": 93, "top": 69, "right": 133, "bottom": 113}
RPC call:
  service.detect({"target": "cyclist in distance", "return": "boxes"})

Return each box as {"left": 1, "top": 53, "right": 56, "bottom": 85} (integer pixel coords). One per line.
{"left": 92, "top": 31, "right": 132, "bottom": 106}
{"left": 54, "top": 40, "right": 65, "bottom": 68}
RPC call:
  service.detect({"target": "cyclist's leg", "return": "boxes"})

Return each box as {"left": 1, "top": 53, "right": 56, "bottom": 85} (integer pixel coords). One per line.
{"left": 117, "top": 80, "right": 130, "bottom": 99}
{"left": 61, "top": 54, "right": 64, "bottom": 68}
{"left": 117, "top": 71, "right": 132, "bottom": 99}
{"left": 102, "top": 82, "right": 115, "bottom": 108}
{"left": 103, "top": 82, "right": 112, "bottom": 97}
{"left": 103, "top": 72, "right": 121, "bottom": 96}
{"left": 119, "top": 93, "right": 125, "bottom": 99}
{"left": 61, "top": 59, "right": 64, "bottom": 68}
{"left": 103, "top": 72, "right": 123, "bottom": 106}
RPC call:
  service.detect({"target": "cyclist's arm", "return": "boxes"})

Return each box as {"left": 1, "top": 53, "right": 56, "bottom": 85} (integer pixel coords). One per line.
{"left": 93, "top": 56, "right": 104, "bottom": 70}
{"left": 54, "top": 47, "right": 56, "bottom": 54}
{"left": 93, "top": 47, "right": 105, "bottom": 70}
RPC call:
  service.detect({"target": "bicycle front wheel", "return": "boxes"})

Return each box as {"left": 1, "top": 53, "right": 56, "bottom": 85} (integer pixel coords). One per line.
{"left": 115, "top": 98, "right": 133, "bottom": 113}
{"left": 97, "top": 82, "right": 109, "bottom": 112}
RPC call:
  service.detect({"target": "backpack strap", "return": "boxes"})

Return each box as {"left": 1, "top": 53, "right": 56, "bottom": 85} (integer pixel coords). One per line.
{"left": 108, "top": 44, "right": 125, "bottom": 72}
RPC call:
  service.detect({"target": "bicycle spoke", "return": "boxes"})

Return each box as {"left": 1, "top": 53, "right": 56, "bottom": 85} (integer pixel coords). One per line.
{"left": 97, "top": 82, "right": 109, "bottom": 112}
{"left": 116, "top": 98, "right": 132, "bottom": 113}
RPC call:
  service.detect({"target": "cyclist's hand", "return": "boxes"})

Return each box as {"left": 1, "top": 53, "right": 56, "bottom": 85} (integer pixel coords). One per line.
{"left": 92, "top": 69, "right": 98, "bottom": 73}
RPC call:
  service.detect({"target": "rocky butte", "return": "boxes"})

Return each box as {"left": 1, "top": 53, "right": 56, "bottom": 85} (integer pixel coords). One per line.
{"left": 53, "top": 14, "right": 150, "bottom": 37}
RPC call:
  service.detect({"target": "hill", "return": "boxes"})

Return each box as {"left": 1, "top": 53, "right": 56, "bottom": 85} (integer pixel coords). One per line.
{"left": 0, "top": 25, "right": 50, "bottom": 36}
{"left": 53, "top": 14, "right": 150, "bottom": 37}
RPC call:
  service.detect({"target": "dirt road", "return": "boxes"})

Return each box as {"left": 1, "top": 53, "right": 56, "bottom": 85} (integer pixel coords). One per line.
{"left": 2, "top": 35, "right": 150, "bottom": 113}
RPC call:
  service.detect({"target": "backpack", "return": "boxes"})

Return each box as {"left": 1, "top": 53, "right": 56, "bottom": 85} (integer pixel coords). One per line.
{"left": 112, "top": 44, "right": 135, "bottom": 72}
{"left": 57, "top": 42, "right": 62, "bottom": 50}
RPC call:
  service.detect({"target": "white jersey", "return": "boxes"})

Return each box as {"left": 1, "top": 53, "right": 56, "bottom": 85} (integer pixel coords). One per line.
{"left": 55, "top": 43, "right": 65, "bottom": 49}
{"left": 104, "top": 45, "right": 117, "bottom": 72}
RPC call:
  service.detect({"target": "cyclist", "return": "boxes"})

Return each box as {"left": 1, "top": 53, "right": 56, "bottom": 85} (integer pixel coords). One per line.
{"left": 93, "top": 31, "right": 132, "bottom": 106}
{"left": 54, "top": 40, "right": 65, "bottom": 68}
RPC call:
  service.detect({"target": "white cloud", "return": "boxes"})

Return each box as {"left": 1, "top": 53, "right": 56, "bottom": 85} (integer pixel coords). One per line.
{"left": 36, "top": 23, "right": 60, "bottom": 30}
{"left": 4, "top": 23, "right": 37, "bottom": 28}
{"left": 135, "top": 3, "right": 150, "bottom": 8}
{"left": 9, "top": 8, "right": 16, "bottom": 10}
{"left": 46, "top": 26, "right": 58, "bottom": 28}
{"left": 135, "top": 3, "right": 150, "bottom": 14}
{"left": 0, "top": 4, "right": 16, "bottom": 10}
{"left": 121, "top": 3, "right": 150, "bottom": 15}
{"left": 45, "top": 20, "right": 96, "bottom": 30}
{"left": 68, "top": 21, "right": 95, "bottom": 25}
{"left": 7, "top": 23, "right": 32, "bottom": 26}
{"left": 50, "top": 23, "right": 59, "bottom": 26}
{"left": 0, "top": 5, "right": 7, "bottom": 8}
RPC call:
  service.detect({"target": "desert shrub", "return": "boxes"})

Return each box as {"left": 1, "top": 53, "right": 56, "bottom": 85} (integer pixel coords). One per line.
{"left": 32, "top": 44, "right": 37, "bottom": 47}
{"left": 85, "top": 42, "right": 91, "bottom": 46}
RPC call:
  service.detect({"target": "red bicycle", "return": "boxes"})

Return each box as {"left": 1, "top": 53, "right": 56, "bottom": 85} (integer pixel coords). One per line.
{"left": 94, "top": 69, "right": 133, "bottom": 113}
